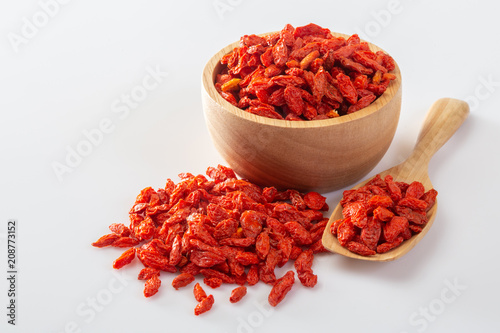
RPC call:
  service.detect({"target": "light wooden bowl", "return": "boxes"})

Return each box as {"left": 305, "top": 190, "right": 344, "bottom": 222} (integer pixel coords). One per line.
{"left": 201, "top": 33, "right": 402, "bottom": 192}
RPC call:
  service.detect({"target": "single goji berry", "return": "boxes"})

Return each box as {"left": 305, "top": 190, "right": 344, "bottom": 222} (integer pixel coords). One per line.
{"left": 172, "top": 273, "right": 195, "bottom": 290}
{"left": 113, "top": 248, "right": 136, "bottom": 269}
{"left": 230, "top": 286, "right": 247, "bottom": 303}
{"left": 268, "top": 270, "right": 295, "bottom": 307}
{"left": 144, "top": 274, "right": 161, "bottom": 298}
{"left": 193, "top": 282, "right": 207, "bottom": 302}
{"left": 194, "top": 294, "right": 214, "bottom": 316}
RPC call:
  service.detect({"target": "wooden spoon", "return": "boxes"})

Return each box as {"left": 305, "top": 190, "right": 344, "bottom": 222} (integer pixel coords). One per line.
{"left": 322, "top": 98, "right": 470, "bottom": 261}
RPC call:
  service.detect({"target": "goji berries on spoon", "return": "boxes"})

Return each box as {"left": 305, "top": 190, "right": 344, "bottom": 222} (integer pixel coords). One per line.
{"left": 322, "top": 98, "right": 469, "bottom": 261}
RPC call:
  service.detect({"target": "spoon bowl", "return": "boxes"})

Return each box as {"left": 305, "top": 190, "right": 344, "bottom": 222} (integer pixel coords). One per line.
{"left": 322, "top": 98, "right": 470, "bottom": 261}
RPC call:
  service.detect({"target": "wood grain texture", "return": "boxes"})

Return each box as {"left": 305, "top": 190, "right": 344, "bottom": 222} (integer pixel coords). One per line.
{"left": 202, "top": 32, "right": 402, "bottom": 192}
{"left": 322, "top": 98, "right": 470, "bottom": 261}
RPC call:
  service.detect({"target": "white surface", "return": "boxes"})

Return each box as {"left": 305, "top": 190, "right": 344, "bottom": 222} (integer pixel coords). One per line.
{"left": 1, "top": 1, "right": 499, "bottom": 332}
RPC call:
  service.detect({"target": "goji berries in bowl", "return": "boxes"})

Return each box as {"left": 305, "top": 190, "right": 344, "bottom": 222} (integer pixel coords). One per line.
{"left": 202, "top": 23, "right": 402, "bottom": 192}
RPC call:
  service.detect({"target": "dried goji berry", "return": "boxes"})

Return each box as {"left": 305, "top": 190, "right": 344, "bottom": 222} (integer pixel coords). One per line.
{"left": 230, "top": 286, "right": 247, "bottom": 303}
{"left": 113, "top": 248, "right": 135, "bottom": 269}
{"left": 93, "top": 165, "right": 328, "bottom": 314}
{"left": 334, "top": 174, "right": 437, "bottom": 256}
{"left": 284, "top": 221, "right": 313, "bottom": 245}
{"left": 172, "top": 273, "right": 195, "bottom": 290}
{"left": 193, "top": 282, "right": 207, "bottom": 302}
{"left": 204, "top": 277, "right": 223, "bottom": 289}
{"left": 346, "top": 241, "right": 376, "bottom": 256}
{"left": 268, "top": 270, "right": 295, "bottom": 307}
{"left": 92, "top": 233, "right": 119, "bottom": 248}
{"left": 144, "top": 274, "right": 161, "bottom": 298}
{"left": 194, "top": 294, "right": 214, "bottom": 316}
{"left": 109, "top": 223, "right": 131, "bottom": 237}
{"left": 138, "top": 267, "right": 160, "bottom": 280}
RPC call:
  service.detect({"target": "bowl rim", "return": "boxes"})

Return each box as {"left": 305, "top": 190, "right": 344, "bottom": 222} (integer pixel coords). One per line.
{"left": 202, "top": 31, "right": 402, "bottom": 129}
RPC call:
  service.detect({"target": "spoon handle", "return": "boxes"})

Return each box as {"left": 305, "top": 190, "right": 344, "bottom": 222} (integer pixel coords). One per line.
{"left": 406, "top": 98, "right": 470, "bottom": 168}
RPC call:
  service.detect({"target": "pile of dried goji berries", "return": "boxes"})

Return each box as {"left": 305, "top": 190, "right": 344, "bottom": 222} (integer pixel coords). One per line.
{"left": 92, "top": 165, "right": 328, "bottom": 314}
{"left": 330, "top": 174, "right": 438, "bottom": 256}
{"left": 215, "top": 23, "right": 397, "bottom": 120}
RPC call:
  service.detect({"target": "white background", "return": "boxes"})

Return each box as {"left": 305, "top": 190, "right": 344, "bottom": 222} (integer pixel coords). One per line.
{"left": 1, "top": 0, "right": 499, "bottom": 332}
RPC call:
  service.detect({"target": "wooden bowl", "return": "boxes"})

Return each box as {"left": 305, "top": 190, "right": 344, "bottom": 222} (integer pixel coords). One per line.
{"left": 201, "top": 33, "right": 402, "bottom": 193}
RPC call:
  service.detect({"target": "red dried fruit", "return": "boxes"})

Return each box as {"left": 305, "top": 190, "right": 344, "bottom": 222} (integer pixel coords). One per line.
{"left": 230, "top": 286, "right": 247, "bottom": 303}
{"left": 109, "top": 223, "right": 131, "bottom": 237}
{"left": 194, "top": 294, "right": 214, "bottom": 316}
{"left": 268, "top": 270, "right": 295, "bottom": 307}
{"left": 138, "top": 267, "right": 160, "bottom": 280}
{"left": 333, "top": 174, "right": 437, "bottom": 256}
{"left": 377, "top": 236, "right": 404, "bottom": 254}
{"left": 172, "top": 273, "right": 195, "bottom": 290}
{"left": 216, "top": 24, "right": 396, "bottom": 120}
{"left": 193, "top": 282, "right": 207, "bottom": 302}
{"left": 92, "top": 234, "right": 119, "bottom": 248}
{"left": 336, "top": 72, "right": 359, "bottom": 104}
{"left": 337, "top": 218, "right": 357, "bottom": 247}
{"left": 303, "top": 191, "right": 326, "bottom": 210}
{"left": 113, "top": 248, "right": 135, "bottom": 269}
{"left": 204, "top": 277, "right": 223, "bottom": 289}
{"left": 144, "top": 274, "right": 161, "bottom": 298}
{"left": 346, "top": 241, "right": 376, "bottom": 256}
{"left": 360, "top": 218, "right": 381, "bottom": 251}
{"left": 93, "top": 165, "right": 328, "bottom": 314}
{"left": 284, "top": 221, "right": 313, "bottom": 245}
{"left": 190, "top": 250, "right": 226, "bottom": 268}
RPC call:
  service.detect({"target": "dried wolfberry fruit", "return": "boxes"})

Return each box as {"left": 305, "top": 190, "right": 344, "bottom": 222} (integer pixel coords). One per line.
{"left": 247, "top": 265, "right": 259, "bottom": 286}
{"left": 367, "top": 195, "right": 394, "bottom": 209}
{"left": 346, "top": 241, "right": 377, "bottom": 256}
{"left": 109, "top": 223, "right": 131, "bottom": 237}
{"left": 268, "top": 270, "right": 295, "bottom": 307}
{"left": 138, "top": 267, "right": 160, "bottom": 280}
{"left": 405, "top": 181, "right": 425, "bottom": 199}
{"left": 240, "top": 210, "right": 265, "bottom": 238}
{"left": 383, "top": 216, "right": 409, "bottom": 243}
{"left": 136, "top": 249, "right": 177, "bottom": 273}
{"left": 377, "top": 236, "right": 404, "bottom": 254}
{"left": 372, "top": 206, "right": 394, "bottom": 222}
{"left": 284, "top": 85, "right": 305, "bottom": 115}
{"left": 230, "top": 286, "right": 247, "bottom": 303}
{"left": 347, "top": 93, "right": 376, "bottom": 113}
{"left": 194, "top": 294, "right": 214, "bottom": 316}
{"left": 398, "top": 197, "right": 428, "bottom": 211}
{"left": 218, "top": 237, "right": 255, "bottom": 247}
{"left": 216, "top": 24, "right": 397, "bottom": 120}
{"left": 204, "top": 277, "right": 223, "bottom": 289}
{"left": 93, "top": 165, "right": 328, "bottom": 314}
{"left": 330, "top": 218, "right": 344, "bottom": 236}
{"left": 144, "top": 274, "right": 161, "bottom": 298}
{"left": 235, "top": 252, "right": 260, "bottom": 266}
{"left": 193, "top": 283, "right": 207, "bottom": 302}
{"left": 221, "top": 78, "right": 242, "bottom": 92}
{"left": 190, "top": 250, "right": 226, "bottom": 268}
{"left": 92, "top": 233, "right": 119, "bottom": 248}
{"left": 336, "top": 72, "right": 358, "bottom": 105}
{"left": 284, "top": 221, "right": 313, "bottom": 245}
{"left": 200, "top": 268, "right": 235, "bottom": 284}
{"left": 360, "top": 218, "right": 381, "bottom": 251}
{"left": 172, "top": 273, "right": 195, "bottom": 290}
{"left": 303, "top": 191, "right": 326, "bottom": 210}
{"left": 113, "top": 248, "right": 136, "bottom": 269}
{"left": 333, "top": 174, "right": 437, "bottom": 256}
{"left": 337, "top": 217, "right": 357, "bottom": 246}
{"left": 421, "top": 189, "right": 438, "bottom": 211}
